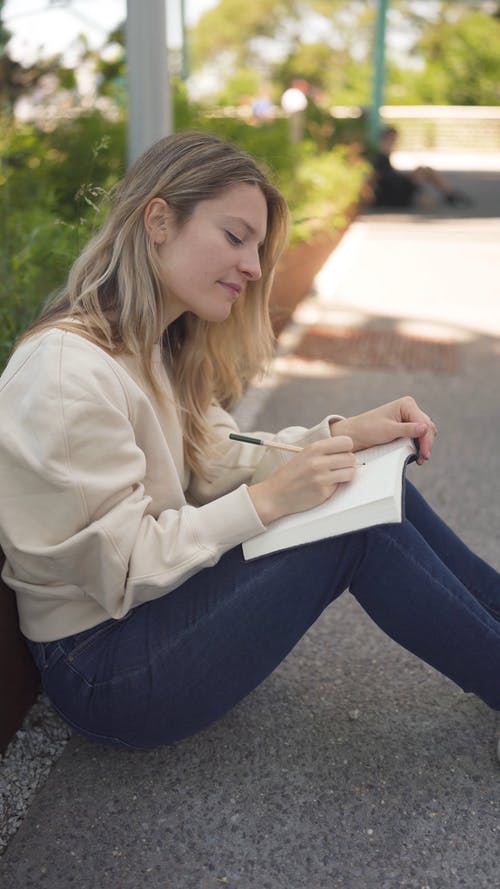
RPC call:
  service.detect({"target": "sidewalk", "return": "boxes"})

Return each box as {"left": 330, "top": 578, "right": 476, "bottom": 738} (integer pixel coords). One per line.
{"left": 1, "top": 159, "right": 500, "bottom": 889}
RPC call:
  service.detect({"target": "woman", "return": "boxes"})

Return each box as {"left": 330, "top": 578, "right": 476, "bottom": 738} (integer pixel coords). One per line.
{"left": 0, "top": 131, "right": 498, "bottom": 750}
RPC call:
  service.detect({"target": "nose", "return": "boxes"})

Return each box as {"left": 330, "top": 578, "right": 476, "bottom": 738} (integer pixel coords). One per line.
{"left": 239, "top": 246, "right": 262, "bottom": 281}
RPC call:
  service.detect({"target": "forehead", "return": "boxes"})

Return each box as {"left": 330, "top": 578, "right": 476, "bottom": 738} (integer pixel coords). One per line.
{"left": 197, "top": 183, "right": 268, "bottom": 240}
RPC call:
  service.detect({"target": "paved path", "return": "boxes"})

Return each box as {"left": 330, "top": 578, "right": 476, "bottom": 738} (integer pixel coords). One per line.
{"left": 1, "top": 160, "right": 499, "bottom": 889}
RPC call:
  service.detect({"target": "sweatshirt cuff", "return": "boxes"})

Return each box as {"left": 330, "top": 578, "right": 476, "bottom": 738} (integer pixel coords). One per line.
{"left": 189, "top": 483, "right": 266, "bottom": 552}
{"left": 300, "top": 414, "right": 345, "bottom": 445}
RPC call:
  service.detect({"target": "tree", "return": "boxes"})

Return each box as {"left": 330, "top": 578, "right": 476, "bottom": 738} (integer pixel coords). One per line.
{"left": 0, "top": 0, "right": 70, "bottom": 109}
{"left": 190, "top": 0, "right": 378, "bottom": 106}
{"left": 190, "top": 0, "right": 304, "bottom": 70}
{"left": 189, "top": 0, "right": 500, "bottom": 108}
{"left": 273, "top": 41, "right": 371, "bottom": 105}
{"left": 413, "top": 9, "right": 500, "bottom": 105}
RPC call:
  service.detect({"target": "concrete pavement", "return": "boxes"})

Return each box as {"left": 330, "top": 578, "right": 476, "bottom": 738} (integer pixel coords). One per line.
{"left": 1, "top": 159, "right": 499, "bottom": 889}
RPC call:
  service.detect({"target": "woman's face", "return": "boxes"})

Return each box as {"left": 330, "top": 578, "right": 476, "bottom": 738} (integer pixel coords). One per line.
{"left": 150, "top": 182, "right": 268, "bottom": 326}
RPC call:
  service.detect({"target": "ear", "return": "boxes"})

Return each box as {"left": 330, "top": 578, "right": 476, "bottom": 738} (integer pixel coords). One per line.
{"left": 144, "top": 197, "right": 170, "bottom": 245}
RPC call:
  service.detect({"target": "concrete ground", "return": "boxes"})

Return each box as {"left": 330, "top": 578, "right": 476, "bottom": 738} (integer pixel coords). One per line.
{"left": 1, "top": 156, "right": 500, "bottom": 889}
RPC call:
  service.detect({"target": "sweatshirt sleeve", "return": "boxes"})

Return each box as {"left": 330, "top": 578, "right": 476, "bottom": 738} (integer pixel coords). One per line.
{"left": 0, "top": 334, "right": 266, "bottom": 622}
{"left": 187, "top": 403, "right": 344, "bottom": 505}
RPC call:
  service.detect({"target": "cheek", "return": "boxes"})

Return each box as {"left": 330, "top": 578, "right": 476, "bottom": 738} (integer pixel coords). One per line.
{"left": 188, "top": 243, "right": 226, "bottom": 285}
{"left": 168, "top": 258, "right": 212, "bottom": 300}
{"left": 162, "top": 228, "right": 228, "bottom": 291}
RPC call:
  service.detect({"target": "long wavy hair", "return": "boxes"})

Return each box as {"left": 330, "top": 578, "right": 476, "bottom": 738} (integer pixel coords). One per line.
{"left": 21, "top": 131, "right": 290, "bottom": 477}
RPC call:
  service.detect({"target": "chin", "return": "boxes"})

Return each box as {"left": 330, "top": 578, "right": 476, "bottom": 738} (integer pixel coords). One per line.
{"left": 198, "top": 304, "right": 234, "bottom": 323}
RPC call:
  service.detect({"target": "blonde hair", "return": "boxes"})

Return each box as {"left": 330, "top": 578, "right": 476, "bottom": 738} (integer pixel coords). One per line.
{"left": 21, "top": 131, "right": 290, "bottom": 477}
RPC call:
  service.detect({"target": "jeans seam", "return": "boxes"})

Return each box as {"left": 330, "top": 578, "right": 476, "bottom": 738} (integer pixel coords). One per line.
{"left": 66, "top": 621, "right": 117, "bottom": 663}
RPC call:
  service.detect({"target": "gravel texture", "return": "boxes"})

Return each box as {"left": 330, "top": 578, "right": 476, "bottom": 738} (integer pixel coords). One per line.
{"left": 0, "top": 695, "right": 71, "bottom": 855}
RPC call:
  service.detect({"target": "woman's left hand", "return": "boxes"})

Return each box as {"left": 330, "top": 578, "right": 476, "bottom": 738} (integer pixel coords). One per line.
{"left": 330, "top": 396, "right": 437, "bottom": 465}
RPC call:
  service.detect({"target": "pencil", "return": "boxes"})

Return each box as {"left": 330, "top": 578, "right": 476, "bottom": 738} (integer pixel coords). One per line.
{"left": 229, "top": 433, "right": 302, "bottom": 453}
{"left": 229, "top": 432, "right": 366, "bottom": 465}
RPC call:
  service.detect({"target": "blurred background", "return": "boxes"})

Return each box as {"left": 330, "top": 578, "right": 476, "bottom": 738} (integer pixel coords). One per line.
{"left": 1, "top": 0, "right": 500, "bottom": 369}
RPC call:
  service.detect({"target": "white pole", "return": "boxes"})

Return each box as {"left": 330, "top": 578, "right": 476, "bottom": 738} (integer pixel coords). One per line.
{"left": 126, "top": 0, "right": 172, "bottom": 166}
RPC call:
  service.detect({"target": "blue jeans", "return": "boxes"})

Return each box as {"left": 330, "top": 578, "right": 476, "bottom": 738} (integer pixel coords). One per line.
{"left": 27, "top": 482, "right": 500, "bottom": 749}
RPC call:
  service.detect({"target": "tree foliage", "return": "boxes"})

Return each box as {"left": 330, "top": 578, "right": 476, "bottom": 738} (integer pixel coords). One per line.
{"left": 411, "top": 9, "right": 500, "bottom": 104}
{"left": 191, "top": 0, "right": 303, "bottom": 68}
{"left": 190, "top": 0, "right": 500, "bottom": 106}
{"left": 0, "top": 0, "right": 72, "bottom": 109}
{"left": 272, "top": 41, "right": 371, "bottom": 105}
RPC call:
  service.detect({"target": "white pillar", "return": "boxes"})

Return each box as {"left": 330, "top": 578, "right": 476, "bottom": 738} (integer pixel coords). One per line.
{"left": 126, "top": 0, "right": 172, "bottom": 165}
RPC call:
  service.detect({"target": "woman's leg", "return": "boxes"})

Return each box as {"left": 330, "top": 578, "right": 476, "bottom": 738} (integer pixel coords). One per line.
{"left": 33, "top": 488, "right": 500, "bottom": 748}
{"left": 350, "top": 514, "right": 500, "bottom": 712}
{"left": 404, "top": 480, "right": 500, "bottom": 618}
{"left": 32, "top": 532, "right": 365, "bottom": 748}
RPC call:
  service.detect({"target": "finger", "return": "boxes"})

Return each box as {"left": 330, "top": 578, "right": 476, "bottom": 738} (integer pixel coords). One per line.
{"left": 314, "top": 434, "right": 354, "bottom": 455}
{"left": 309, "top": 451, "right": 358, "bottom": 476}
{"left": 320, "top": 463, "right": 358, "bottom": 485}
{"left": 331, "top": 465, "right": 358, "bottom": 484}
{"left": 419, "top": 418, "right": 438, "bottom": 461}
{"left": 328, "top": 452, "right": 359, "bottom": 471}
{"left": 400, "top": 420, "right": 429, "bottom": 439}
{"left": 313, "top": 466, "right": 357, "bottom": 500}
{"left": 410, "top": 418, "right": 438, "bottom": 463}
{"left": 392, "top": 419, "right": 433, "bottom": 463}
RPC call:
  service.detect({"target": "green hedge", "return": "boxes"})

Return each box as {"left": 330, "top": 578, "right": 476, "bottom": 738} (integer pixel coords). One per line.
{"left": 1, "top": 113, "right": 125, "bottom": 369}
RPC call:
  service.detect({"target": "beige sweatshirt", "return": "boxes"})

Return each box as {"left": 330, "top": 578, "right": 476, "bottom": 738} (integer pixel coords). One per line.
{"left": 0, "top": 329, "right": 337, "bottom": 642}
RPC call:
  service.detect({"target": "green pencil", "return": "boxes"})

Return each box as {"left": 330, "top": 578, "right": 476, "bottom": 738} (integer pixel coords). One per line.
{"left": 229, "top": 432, "right": 365, "bottom": 464}
{"left": 229, "top": 433, "right": 302, "bottom": 453}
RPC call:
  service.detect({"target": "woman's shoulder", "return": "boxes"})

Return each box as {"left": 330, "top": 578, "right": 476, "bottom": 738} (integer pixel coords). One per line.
{"left": 1, "top": 327, "right": 134, "bottom": 403}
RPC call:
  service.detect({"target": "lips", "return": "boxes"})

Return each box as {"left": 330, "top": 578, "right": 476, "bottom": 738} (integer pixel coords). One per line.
{"left": 218, "top": 281, "right": 242, "bottom": 298}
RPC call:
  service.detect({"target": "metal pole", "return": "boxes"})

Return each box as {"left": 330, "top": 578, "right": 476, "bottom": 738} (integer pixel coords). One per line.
{"left": 369, "top": 0, "right": 388, "bottom": 147}
{"left": 180, "top": 0, "right": 189, "bottom": 80}
{"left": 126, "top": 0, "right": 172, "bottom": 166}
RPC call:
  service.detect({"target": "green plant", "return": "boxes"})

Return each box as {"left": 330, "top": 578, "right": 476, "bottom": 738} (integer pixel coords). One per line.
{"left": 279, "top": 142, "right": 369, "bottom": 244}
{"left": 0, "top": 113, "right": 118, "bottom": 370}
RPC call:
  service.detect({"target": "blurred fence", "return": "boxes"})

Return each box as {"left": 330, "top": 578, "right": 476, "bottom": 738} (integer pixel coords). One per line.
{"left": 331, "top": 105, "right": 500, "bottom": 151}
{"left": 381, "top": 105, "right": 500, "bottom": 151}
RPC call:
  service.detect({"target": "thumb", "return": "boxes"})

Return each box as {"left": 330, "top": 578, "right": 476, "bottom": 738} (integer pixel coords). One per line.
{"left": 397, "top": 421, "right": 428, "bottom": 438}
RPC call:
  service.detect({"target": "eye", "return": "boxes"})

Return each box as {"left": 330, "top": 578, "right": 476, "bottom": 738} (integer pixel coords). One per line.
{"left": 225, "top": 230, "right": 243, "bottom": 246}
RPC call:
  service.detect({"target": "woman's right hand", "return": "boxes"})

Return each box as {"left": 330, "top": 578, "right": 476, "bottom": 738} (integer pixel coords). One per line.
{"left": 248, "top": 435, "right": 358, "bottom": 526}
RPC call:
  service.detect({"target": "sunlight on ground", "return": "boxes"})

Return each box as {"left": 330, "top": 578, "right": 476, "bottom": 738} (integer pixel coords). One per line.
{"left": 293, "top": 296, "right": 474, "bottom": 346}
{"left": 271, "top": 356, "right": 350, "bottom": 379}
{"left": 395, "top": 319, "right": 473, "bottom": 344}
{"left": 293, "top": 303, "right": 370, "bottom": 331}
{"left": 313, "top": 218, "right": 500, "bottom": 340}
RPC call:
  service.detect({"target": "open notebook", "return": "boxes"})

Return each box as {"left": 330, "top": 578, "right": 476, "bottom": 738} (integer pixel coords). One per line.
{"left": 243, "top": 437, "right": 417, "bottom": 560}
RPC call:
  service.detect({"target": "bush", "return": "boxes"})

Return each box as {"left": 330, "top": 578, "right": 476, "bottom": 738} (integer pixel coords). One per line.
{"left": 282, "top": 142, "right": 368, "bottom": 244}
{"left": 0, "top": 113, "right": 118, "bottom": 369}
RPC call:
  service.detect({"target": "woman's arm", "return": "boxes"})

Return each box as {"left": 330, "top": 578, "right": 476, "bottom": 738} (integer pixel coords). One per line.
{"left": 187, "top": 403, "right": 343, "bottom": 504}
{"left": 248, "top": 434, "right": 357, "bottom": 525}
{"left": 247, "top": 396, "right": 437, "bottom": 526}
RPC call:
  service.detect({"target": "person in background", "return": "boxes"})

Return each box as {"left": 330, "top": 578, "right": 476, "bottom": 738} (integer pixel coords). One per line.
{"left": 0, "top": 131, "right": 498, "bottom": 754}
{"left": 251, "top": 90, "right": 276, "bottom": 123}
{"left": 371, "top": 125, "right": 472, "bottom": 209}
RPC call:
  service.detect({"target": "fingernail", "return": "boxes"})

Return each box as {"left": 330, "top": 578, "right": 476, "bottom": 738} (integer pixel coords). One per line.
{"left": 415, "top": 423, "right": 427, "bottom": 434}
